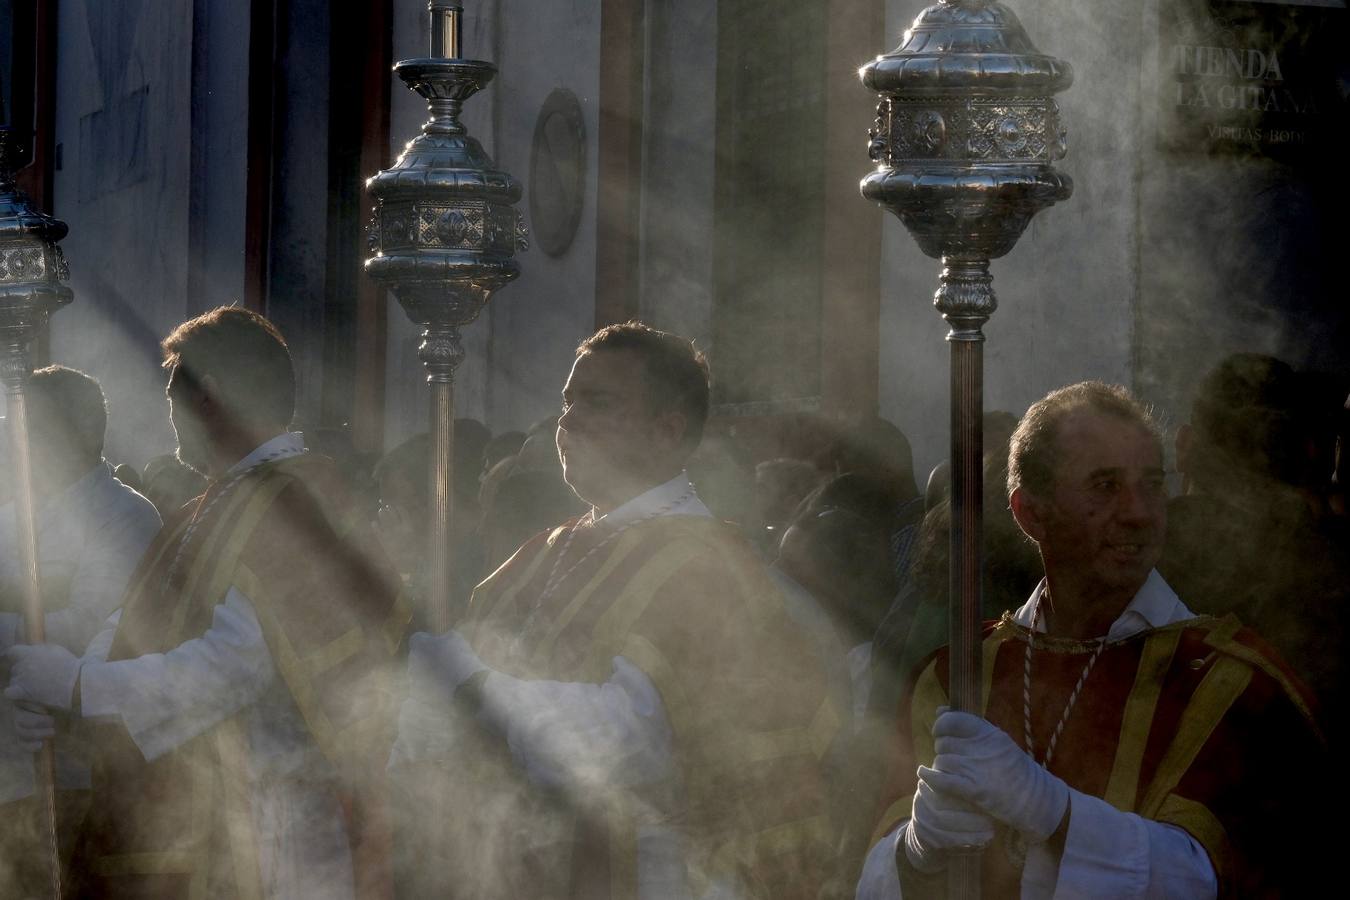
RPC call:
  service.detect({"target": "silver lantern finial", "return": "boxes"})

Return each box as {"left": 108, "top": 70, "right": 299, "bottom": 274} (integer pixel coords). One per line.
{"left": 860, "top": 3, "right": 1072, "bottom": 894}
{"left": 0, "top": 126, "right": 71, "bottom": 384}
{"left": 365, "top": 1, "right": 526, "bottom": 632}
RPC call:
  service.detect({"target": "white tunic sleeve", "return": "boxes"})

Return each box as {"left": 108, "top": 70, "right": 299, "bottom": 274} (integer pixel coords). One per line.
{"left": 79, "top": 587, "right": 276, "bottom": 761}
{"left": 1025, "top": 789, "right": 1217, "bottom": 899}
{"left": 390, "top": 649, "right": 686, "bottom": 900}
{"left": 855, "top": 824, "right": 904, "bottom": 899}
{"left": 392, "top": 637, "right": 675, "bottom": 790}
{"left": 854, "top": 794, "right": 1218, "bottom": 900}
{"left": 477, "top": 655, "right": 675, "bottom": 792}
{"left": 80, "top": 610, "right": 122, "bottom": 665}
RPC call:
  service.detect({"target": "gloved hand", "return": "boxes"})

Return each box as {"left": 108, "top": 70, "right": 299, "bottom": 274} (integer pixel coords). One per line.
{"left": 903, "top": 774, "right": 997, "bottom": 873}
{"left": 3, "top": 643, "right": 82, "bottom": 711}
{"left": 922, "top": 709, "right": 1068, "bottom": 842}
{"left": 407, "top": 630, "right": 488, "bottom": 703}
{"left": 13, "top": 702, "right": 57, "bottom": 752}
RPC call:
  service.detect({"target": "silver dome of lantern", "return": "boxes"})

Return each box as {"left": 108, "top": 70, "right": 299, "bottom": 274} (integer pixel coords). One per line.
{"left": 861, "top": 0, "right": 1072, "bottom": 269}
{"left": 0, "top": 126, "right": 71, "bottom": 382}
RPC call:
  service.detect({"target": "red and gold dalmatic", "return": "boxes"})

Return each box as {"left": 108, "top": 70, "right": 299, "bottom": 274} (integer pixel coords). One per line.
{"left": 69, "top": 455, "right": 406, "bottom": 900}
{"left": 441, "top": 515, "right": 842, "bottom": 900}
{"left": 873, "top": 614, "right": 1332, "bottom": 898}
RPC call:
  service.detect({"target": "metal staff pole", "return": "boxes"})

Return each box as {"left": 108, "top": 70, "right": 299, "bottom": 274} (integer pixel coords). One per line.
{"left": 859, "top": 2, "right": 1073, "bottom": 894}
{"left": 366, "top": 1, "right": 526, "bottom": 633}
{"left": 0, "top": 124, "right": 74, "bottom": 899}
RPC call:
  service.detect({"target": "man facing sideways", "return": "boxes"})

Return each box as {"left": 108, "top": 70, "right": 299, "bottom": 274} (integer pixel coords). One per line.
{"left": 0, "top": 366, "right": 161, "bottom": 894}
{"left": 0, "top": 366, "right": 162, "bottom": 654}
{"left": 856, "top": 382, "right": 1330, "bottom": 899}
{"left": 395, "top": 322, "right": 841, "bottom": 899}
{"left": 5, "top": 307, "right": 405, "bottom": 899}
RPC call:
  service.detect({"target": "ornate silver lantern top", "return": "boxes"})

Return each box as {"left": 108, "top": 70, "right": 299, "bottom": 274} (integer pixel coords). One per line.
{"left": 862, "top": 0, "right": 1071, "bottom": 97}
{"left": 0, "top": 126, "right": 71, "bottom": 381}
{"left": 861, "top": 0, "right": 1072, "bottom": 268}
{"left": 365, "top": 0, "right": 526, "bottom": 382}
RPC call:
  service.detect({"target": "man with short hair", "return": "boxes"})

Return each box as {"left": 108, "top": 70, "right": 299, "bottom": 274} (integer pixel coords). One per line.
{"left": 5, "top": 307, "right": 404, "bottom": 899}
{"left": 1, "top": 365, "right": 161, "bottom": 654}
{"left": 857, "top": 381, "right": 1329, "bottom": 898}
{"left": 396, "top": 322, "right": 839, "bottom": 899}
{"left": 0, "top": 365, "right": 161, "bottom": 894}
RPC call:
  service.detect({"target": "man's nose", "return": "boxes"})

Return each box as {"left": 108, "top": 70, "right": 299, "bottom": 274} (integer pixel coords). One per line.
{"left": 1116, "top": 482, "right": 1159, "bottom": 525}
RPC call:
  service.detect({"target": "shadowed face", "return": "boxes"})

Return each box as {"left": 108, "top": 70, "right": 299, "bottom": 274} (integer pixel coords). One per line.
{"left": 556, "top": 349, "right": 683, "bottom": 512}
{"left": 1020, "top": 409, "right": 1168, "bottom": 603}
{"left": 166, "top": 365, "right": 212, "bottom": 476}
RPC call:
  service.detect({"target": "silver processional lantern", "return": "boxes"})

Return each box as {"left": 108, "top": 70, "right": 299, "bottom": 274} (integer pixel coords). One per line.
{"left": 365, "top": 1, "right": 526, "bottom": 633}
{"left": 860, "top": 1, "right": 1071, "bottom": 893}
{"left": 0, "top": 123, "right": 72, "bottom": 897}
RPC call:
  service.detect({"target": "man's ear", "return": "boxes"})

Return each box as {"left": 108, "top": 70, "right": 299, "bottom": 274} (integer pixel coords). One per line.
{"left": 196, "top": 374, "right": 222, "bottom": 411}
{"left": 1009, "top": 486, "right": 1047, "bottom": 543}
{"left": 652, "top": 408, "right": 688, "bottom": 454}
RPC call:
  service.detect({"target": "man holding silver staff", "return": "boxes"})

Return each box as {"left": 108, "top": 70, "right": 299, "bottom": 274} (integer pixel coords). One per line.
{"left": 857, "top": 382, "right": 1330, "bottom": 898}
{"left": 0, "top": 367, "right": 161, "bottom": 653}
{"left": 5, "top": 307, "right": 405, "bottom": 899}
{"left": 0, "top": 365, "right": 161, "bottom": 896}
{"left": 395, "top": 321, "right": 844, "bottom": 899}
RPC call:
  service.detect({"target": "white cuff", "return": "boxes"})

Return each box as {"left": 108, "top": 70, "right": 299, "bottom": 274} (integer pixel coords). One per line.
{"left": 1048, "top": 789, "right": 1150, "bottom": 898}
{"left": 855, "top": 823, "right": 904, "bottom": 899}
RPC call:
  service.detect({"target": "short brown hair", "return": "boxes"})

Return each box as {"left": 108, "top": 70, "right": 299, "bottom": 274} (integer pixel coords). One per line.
{"left": 162, "top": 307, "right": 295, "bottom": 427}
{"left": 28, "top": 365, "right": 107, "bottom": 462}
{"left": 1008, "top": 381, "right": 1160, "bottom": 498}
{"left": 577, "top": 321, "right": 710, "bottom": 452}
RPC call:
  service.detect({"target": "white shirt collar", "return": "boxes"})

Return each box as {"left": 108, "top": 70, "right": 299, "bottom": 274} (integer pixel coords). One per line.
{"left": 1010, "top": 569, "right": 1196, "bottom": 643}
{"left": 226, "top": 431, "right": 307, "bottom": 476}
{"left": 591, "top": 472, "right": 711, "bottom": 530}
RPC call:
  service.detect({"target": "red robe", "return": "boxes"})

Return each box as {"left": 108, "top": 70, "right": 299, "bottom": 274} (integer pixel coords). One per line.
{"left": 873, "top": 614, "right": 1332, "bottom": 898}
{"left": 426, "top": 514, "right": 842, "bottom": 899}
{"left": 68, "top": 455, "right": 407, "bottom": 899}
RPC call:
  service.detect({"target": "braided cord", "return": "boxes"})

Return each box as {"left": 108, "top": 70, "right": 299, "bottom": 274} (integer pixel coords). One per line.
{"left": 1023, "top": 590, "right": 1108, "bottom": 769}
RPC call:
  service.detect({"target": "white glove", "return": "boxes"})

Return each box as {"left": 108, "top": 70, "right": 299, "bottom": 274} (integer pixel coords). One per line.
{"left": 407, "top": 630, "right": 489, "bottom": 704}
{"left": 903, "top": 775, "right": 997, "bottom": 873}
{"left": 3, "top": 643, "right": 82, "bottom": 711}
{"left": 923, "top": 709, "right": 1068, "bottom": 842}
{"left": 13, "top": 702, "right": 56, "bottom": 752}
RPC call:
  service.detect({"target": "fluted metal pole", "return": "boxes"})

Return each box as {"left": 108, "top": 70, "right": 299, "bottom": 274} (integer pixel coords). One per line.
{"left": 422, "top": 325, "right": 462, "bottom": 633}
{"left": 942, "top": 258, "right": 992, "bottom": 897}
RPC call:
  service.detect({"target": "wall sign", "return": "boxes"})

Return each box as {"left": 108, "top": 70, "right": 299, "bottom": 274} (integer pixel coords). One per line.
{"left": 1158, "top": 0, "right": 1346, "bottom": 161}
